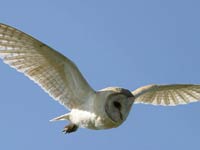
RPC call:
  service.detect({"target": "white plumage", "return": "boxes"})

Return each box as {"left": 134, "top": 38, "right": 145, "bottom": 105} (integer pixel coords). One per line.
{"left": 0, "top": 23, "right": 200, "bottom": 133}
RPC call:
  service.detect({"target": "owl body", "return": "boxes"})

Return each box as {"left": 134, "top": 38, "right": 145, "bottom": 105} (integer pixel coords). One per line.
{"left": 61, "top": 88, "right": 133, "bottom": 130}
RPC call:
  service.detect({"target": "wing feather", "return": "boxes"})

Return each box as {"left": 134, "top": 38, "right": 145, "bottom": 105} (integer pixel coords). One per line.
{"left": 0, "top": 23, "right": 95, "bottom": 109}
{"left": 132, "top": 84, "right": 200, "bottom": 106}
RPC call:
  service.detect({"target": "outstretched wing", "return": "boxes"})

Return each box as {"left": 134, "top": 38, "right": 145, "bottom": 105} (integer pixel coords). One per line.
{"left": 132, "top": 84, "right": 200, "bottom": 106}
{"left": 0, "top": 23, "right": 95, "bottom": 109}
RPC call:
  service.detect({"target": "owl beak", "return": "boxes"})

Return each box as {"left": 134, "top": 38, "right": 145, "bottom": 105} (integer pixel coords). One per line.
{"left": 119, "top": 112, "right": 123, "bottom": 120}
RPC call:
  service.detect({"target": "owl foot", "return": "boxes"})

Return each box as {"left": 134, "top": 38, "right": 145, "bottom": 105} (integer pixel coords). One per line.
{"left": 62, "top": 124, "right": 78, "bottom": 134}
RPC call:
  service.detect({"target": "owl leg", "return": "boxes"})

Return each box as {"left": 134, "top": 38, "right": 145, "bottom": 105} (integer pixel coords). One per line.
{"left": 62, "top": 124, "right": 78, "bottom": 134}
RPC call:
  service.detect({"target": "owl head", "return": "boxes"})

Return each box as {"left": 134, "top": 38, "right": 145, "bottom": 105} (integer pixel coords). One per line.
{"left": 99, "top": 87, "right": 135, "bottom": 126}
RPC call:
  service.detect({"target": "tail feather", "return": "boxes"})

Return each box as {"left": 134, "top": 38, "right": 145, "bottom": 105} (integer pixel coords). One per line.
{"left": 49, "top": 113, "right": 70, "bottom": 122}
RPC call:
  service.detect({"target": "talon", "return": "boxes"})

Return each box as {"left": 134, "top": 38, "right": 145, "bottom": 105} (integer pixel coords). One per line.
{"left": 62, "top": 124, "right": 78, "bottom": 134}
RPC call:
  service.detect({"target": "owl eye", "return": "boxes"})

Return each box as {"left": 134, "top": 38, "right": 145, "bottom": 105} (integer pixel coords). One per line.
{"left": 113, "top": 101, "right": 121, "bottom": 110}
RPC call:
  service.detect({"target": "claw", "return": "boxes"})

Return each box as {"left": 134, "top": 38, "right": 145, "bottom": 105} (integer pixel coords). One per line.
{"left": 62, "top": 124, "right": 78, "bottom": 134}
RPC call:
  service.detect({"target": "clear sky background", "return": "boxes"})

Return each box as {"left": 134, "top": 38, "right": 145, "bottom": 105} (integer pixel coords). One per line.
{"left": 0, "top": 0, "right": 200, "bottom": 150}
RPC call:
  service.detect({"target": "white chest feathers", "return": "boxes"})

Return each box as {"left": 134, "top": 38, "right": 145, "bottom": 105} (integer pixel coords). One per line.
{"left": 69, "top": 109, "right": 118, "bottom": 130}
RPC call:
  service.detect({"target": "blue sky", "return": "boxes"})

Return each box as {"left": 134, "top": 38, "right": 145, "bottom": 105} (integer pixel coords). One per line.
{"left": 0, "top": 0, "right": 200, "bottom": 149}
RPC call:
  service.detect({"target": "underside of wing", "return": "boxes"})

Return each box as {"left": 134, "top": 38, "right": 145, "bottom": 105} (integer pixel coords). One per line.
{"left": 132, "top": 84, "right": 200, "bottom": 106}
{"left": 0, "top": 23, "right": 95, "bottom": 109}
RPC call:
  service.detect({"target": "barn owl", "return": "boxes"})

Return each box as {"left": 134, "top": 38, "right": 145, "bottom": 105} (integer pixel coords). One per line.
{"left": 0, "top": 23, "right": 200, "bottom": 134}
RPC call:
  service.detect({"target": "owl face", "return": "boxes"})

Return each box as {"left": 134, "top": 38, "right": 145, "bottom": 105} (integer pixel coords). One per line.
{"left": 104, "top": 88, "right": 135, "bottom": 124}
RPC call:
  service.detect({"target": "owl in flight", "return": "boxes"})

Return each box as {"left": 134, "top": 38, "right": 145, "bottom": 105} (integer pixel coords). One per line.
{"left": 0, "top": 24, "right": 200, "bottom": 134}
